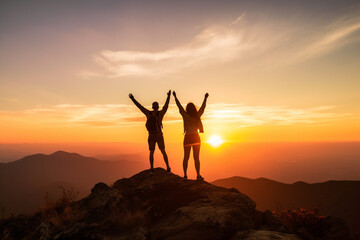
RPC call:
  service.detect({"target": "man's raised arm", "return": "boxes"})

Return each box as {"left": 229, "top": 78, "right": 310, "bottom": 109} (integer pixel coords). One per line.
{"left": 198, "top": 93, "right": 209, "bottom": 116}
{"left": 161, "top": 90, "right": 171, "bottom": 113}
{"left": 129, "top": 93, "right": 149, "bottom": 116}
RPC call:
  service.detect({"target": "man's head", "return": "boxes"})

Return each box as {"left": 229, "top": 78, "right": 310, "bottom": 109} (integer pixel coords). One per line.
{"left": 152, "top": 102, "right": 159, "bottom": 110}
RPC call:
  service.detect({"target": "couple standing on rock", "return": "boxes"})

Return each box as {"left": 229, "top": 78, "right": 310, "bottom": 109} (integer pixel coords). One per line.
{"left": 129, "top": 90, "right": 209, "bottom": 181}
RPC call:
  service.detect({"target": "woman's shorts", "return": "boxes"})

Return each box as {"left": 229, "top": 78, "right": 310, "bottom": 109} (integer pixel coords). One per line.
{"left": 183, "top": 132, "right": 201, "bottom": 146}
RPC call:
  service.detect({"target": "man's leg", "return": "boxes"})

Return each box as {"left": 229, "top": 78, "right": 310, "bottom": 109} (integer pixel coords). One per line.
{"left": 149, "top": 150, "right": 155, "bottom": 171}
{"left": 157, "top": 134, "right": 170, "bottom": 171}
{"left": 183, "top": 145, "right": 191, "bottom": 178}
{"left": 148, "top": 135, "right": 156, "bottom": 173}
{"left": 160, "top": 148, "right": 170, "bottom": 169}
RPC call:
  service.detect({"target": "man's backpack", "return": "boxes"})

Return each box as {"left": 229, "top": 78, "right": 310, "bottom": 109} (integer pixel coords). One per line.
{"left": 146, "top": 112, "right": 162, "bottom": 133}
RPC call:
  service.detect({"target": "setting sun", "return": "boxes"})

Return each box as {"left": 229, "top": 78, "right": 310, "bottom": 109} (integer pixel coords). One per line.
{"left": 208, "top": 135, "right": 224, "bottom": 148}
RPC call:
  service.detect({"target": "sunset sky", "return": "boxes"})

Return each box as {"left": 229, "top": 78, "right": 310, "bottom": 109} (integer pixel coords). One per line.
{"left": 1, "top": 0, "right": 360, "bottom": 144}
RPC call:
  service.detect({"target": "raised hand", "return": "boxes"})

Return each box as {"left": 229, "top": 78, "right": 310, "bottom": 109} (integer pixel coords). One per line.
{"left": 129, "top": 93, "right": 134, "bottom": 99}
{"left": 205, "top": 93, "right": 209, "bottom": 98}
{"left": 172, "top": 91, "right": 177, "bottom": 98}
{"left": 167, "top": 90, "right": 171, "bottom": 96}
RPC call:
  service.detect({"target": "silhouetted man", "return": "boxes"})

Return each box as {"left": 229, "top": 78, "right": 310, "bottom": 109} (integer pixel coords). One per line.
{"left": 129, "top": 91, "right": 171, "bottom": 174}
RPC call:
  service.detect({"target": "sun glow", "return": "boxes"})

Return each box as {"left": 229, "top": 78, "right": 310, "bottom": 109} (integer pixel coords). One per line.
{"left": 208, "top": 135, "right": 224, "bottom": 148}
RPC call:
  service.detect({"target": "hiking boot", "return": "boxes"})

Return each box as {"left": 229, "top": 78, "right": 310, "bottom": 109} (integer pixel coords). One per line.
{"left": 166, "top": 167, "right": 171, "bottom": 174}
{"left": 150, "top": 168, "right": 154, "bottom": 175}
{"left": 196, "top": 175, "right": 204, "bottom": 181}
{"left": 183, "top": 175, "right": 188, "bottom": 181}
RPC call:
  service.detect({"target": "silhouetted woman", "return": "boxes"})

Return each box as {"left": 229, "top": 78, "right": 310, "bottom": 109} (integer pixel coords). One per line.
{"left": 173, "top": 91, "right": 209, "bottom": 180}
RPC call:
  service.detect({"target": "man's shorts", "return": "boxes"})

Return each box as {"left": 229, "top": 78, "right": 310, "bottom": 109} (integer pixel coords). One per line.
{"left": 148, "top": 133, "right": 165, "bottom": 150}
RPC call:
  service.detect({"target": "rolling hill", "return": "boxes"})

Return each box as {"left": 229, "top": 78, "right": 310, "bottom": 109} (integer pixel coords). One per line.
{"left": 0, "top": 151, "right": 147, "bottom": 214}
{"left": 212, "top": 176, "right": 360, "bottom": 239}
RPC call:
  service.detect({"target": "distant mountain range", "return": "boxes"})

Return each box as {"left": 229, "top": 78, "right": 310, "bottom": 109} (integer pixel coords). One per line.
{"left": 212, "top": 176, "right": 360, "bottom": 239}
{"left": 0, "top": 151, "right": 146, "bottom": 214}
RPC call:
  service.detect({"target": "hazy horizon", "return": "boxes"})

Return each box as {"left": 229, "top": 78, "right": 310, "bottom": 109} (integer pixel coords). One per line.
{"left": 1, "top": 141, "right": 359, "bottom": 183}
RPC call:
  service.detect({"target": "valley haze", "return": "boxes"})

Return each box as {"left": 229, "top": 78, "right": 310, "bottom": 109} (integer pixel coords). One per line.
{"left": 1, "top": 141, "right": 359, "bottom": 183}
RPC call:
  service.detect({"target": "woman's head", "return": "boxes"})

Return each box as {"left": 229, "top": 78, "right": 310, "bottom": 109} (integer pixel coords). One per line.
{"left": 186, "top": 103, "right": 198, "bottom": 118}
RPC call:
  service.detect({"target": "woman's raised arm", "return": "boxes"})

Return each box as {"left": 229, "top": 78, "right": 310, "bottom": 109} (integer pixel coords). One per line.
{"left": 173, "top": 91, "right": 185, "bottom": 115}
{"left": 198, "top": 93, "right": 209, "bottom": 116}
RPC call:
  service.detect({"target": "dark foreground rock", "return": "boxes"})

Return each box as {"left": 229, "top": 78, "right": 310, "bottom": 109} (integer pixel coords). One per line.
{"left": 0, "top": 168, "right": 353, "bottom": 240}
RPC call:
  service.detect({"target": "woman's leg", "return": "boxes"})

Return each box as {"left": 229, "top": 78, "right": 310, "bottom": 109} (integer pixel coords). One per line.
{"left": 193, "top": 144, "right": 201, "bottom": 177}
{"left": 183, "top": 145, "right": 191, "bottom": 177}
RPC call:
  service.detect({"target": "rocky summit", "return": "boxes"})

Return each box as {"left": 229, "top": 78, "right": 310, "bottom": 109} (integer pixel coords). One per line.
{"left": 0, "top": 168, "right": 352, "bottom": 240}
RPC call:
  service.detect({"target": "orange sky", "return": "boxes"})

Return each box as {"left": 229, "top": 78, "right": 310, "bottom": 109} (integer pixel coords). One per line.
{"left": 1, "top": 102, "right": 359, "bottom": 143}
{"left": 1, "top": 0, "right": 360, "bottom": 144}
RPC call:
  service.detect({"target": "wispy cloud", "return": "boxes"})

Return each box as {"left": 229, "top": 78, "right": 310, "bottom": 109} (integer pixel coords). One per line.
{"left": 92, "top": 25, "right": 249, "bottom": 78}
{"left": 82, "top": 11, "right": 360, "bottom": 78}
{"left": 296, "top": 16, "right": 360, "bottom": 61}
{"left": 231, "top": 12, "right": 246, "bottom": 25}
{"left": 22, "top": 104, "right": 143, "bottom": 127}
{"left": 204, "top": 104, "right": 352, "bottom": 127}
{"left": 77, "top": 71, "right": 101, "bottom": 79}
{"left": 0, "top": 103, "right": 355, "bottom": 128}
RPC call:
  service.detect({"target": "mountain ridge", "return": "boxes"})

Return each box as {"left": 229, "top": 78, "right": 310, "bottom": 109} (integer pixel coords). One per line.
{"left": 1, "top": 168, "right": 352, "bottom": 240}
{"left": 0, "top": 151, "right": 147, "bottom": 214}
{"left": 212, "top": 176, "right": 360, "bottom": 239}
{"left": 214, "top": 176, "right": 359, "bottom": 185}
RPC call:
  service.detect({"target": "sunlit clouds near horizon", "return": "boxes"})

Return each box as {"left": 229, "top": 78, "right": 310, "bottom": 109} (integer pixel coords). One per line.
{"left": 0, "top": 103, "right": 355, "bottom": 127}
